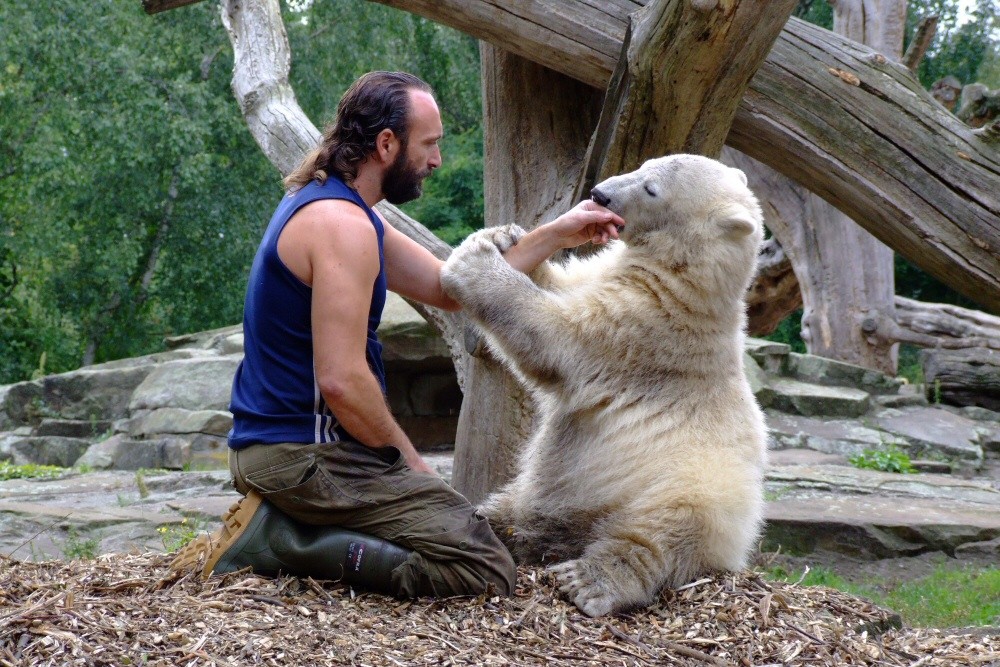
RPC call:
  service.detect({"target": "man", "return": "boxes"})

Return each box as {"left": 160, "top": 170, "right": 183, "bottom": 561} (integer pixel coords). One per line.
{"left": 170, "top": 71, "right": 624, "bottom": 598}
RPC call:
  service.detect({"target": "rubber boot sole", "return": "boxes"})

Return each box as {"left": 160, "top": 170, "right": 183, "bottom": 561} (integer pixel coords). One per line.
{"left": 168, "top": 490, "right": 265, "bottom": 579}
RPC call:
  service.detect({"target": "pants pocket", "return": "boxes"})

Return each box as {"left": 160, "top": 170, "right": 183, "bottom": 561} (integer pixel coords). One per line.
{"left": 244, "top": 453, "right": 375, "bottom": 523}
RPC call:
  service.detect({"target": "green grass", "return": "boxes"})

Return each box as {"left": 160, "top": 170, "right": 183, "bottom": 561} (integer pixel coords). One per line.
{"left": 849, "top": 444, "right": 916, "bottom": 474}
{"left": 0, "top": 461, "right": 66, "bottom": 481}
{"left": 62, "top": 528, "right": 100, "bottom": 560}
{"left": 764, "top": 564, "right": 1000, "bottom": 628}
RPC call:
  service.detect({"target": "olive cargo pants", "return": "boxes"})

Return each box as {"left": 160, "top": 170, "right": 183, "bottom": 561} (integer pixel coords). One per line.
{"left": 229, "top": 441, "right": 516, "bottom": 598}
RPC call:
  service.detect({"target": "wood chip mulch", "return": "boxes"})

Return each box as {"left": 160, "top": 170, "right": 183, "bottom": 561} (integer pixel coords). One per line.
{"left": 1, "top": 553, "right": 997, "bottom": 666}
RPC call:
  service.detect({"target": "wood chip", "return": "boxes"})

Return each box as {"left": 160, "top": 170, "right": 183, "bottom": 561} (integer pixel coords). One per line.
{"left": 1, "top": 554, "right": 996, "bottom": 666}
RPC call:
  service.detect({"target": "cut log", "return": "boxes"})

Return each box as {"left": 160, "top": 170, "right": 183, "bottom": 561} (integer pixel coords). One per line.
{"left": 922, "top": 348, "right": 1000, "bottom": 411}
{"left": 372, "top": 0, "right": 1000, "bottom": 313}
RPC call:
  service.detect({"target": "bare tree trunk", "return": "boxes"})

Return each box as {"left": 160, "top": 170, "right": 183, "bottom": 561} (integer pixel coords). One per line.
{"left": 451, "top": 45, "right": 603, "bottom": 504}
{"left": 729, "top": 0, "right": 905, "bottom": 374}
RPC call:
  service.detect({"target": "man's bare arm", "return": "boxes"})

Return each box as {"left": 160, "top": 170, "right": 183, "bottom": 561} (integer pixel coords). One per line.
{"left": 298, "top": 202, "right": 434, "bottom": 474}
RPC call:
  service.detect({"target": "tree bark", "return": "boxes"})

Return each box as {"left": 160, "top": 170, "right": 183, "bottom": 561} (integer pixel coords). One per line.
{"left": 371, "top": 0, "right": 1000, "bottom": 313}
{"left": 746, "top": 238, "right": 802, "bottom": 336}
{"left": 582, "top": 0, "right": 797, "bottom": 188}
{"left": 451, "top": 45, "right": 603, "bottom": 505}
{"left": 748, "top": 0, "right": 904, "bottom": 375}
{"left": 922, "top": 348, "right": 1000, "bottom": 411}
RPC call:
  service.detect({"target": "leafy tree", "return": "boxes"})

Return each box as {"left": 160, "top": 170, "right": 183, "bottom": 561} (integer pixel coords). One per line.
{"left": 0, "top": 1, "right": 485, "bottom": 384}
{"left": 0, "top": 1, "right": 280, "bottom": 381}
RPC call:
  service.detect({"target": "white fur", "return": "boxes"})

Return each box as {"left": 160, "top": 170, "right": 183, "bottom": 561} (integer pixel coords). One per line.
{"left": 441, "top": 154, "right": 769, "bottom": 617}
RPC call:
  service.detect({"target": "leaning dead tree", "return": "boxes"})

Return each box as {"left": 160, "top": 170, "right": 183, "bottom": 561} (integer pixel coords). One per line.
{"left": 368, "top": 0, "right": 1000, "bottom": 314}
{"left": 146, "top": 0, "right": 999, "bottom": 499}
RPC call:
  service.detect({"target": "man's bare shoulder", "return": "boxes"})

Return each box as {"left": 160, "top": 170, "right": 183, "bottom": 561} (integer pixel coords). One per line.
{"left": 291, "top": 198, "right": 377, "bottom": 237}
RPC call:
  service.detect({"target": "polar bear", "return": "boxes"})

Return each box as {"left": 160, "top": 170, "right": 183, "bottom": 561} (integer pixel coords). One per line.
{"left": 440, "top": 154, "right": 769, "bottom": 617}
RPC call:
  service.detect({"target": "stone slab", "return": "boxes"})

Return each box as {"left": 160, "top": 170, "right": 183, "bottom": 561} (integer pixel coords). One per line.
{"left": 766, "top": 464, "right": 1000, "bottom": 506}
{"left": 875, "top": 407, "right": 984, "bottom": 462}
{"left": 769, "top": 378, "right": 870, "bottom": 417}
{"left": 766, "top": 412, "right": 908, "bottom": 456}
{"left": 764, "top": 494, "right": 1000, "bottom": 558}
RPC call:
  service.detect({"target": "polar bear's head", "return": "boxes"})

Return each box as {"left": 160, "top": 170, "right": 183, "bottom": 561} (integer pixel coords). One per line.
{"left": 590, "top": 154, "right": 762, "bottom": 251}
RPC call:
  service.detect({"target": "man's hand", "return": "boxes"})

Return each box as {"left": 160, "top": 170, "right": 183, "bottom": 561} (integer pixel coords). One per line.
{"left": 499, "top": 200, "right": 625, "bottom": 275}
{"left": 543, "top": 200, "right": 625, "bottom": 249}
{"left": 403, "top": 449, "right": 437, "bottom": 475}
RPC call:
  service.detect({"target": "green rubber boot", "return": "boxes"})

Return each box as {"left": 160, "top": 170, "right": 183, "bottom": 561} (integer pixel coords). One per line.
{"left": 170, "top": 491, "right": 413, "bottom": 596}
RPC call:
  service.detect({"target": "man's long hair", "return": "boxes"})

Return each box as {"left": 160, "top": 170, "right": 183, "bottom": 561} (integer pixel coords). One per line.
{"left": 284, "top": 71, "right": 433, "bottom": 191}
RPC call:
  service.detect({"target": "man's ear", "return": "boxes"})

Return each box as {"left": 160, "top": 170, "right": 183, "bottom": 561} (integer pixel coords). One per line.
{"left": 712, "top": 203, "right": 757, "bottom": 239}
{"left": 375, "top": 128, "right": 398, "bottom": 163}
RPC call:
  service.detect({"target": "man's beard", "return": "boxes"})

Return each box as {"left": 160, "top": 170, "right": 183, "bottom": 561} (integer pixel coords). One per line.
{"left": 383, "top": 143, "right": 430, "bottom": 205}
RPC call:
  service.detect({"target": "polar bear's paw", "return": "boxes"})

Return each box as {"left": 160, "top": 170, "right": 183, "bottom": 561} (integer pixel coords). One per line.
{"left": 441, "top": 231, "right": 511, "bottom": 301}
{"left": 549, "top": 559, "right": 619, "bottom": 618}
{"left": 471, "top": 223, "right": 526, "bottom": 254}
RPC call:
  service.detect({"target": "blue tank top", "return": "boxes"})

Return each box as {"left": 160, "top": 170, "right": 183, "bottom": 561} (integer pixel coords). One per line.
{"left": 228, "top": 176, "right": 387, "bottom": 449}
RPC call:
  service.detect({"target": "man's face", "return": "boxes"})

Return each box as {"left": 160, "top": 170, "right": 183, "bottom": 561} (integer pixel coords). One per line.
{"left": 383, "top": 90, "right": 442, "bottom": 205}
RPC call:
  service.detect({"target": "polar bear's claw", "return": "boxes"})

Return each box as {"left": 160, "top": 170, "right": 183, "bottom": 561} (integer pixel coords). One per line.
{"left": 549, "top": 559, "right": 618, "bottom": 617}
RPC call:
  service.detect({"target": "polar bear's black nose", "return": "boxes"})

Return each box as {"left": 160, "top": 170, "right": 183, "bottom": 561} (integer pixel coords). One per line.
{"left": 590, "top": 188, "right": 610, "bottom": 207}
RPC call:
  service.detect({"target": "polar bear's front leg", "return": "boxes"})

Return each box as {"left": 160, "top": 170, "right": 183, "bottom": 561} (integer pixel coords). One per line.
{"left": 442, "top": 230, "right": 573, "bottom": 384}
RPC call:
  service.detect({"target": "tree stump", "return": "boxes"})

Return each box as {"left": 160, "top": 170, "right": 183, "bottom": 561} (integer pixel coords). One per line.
{"left": 922, "top": 348, "right": 1000, "bottom": 411}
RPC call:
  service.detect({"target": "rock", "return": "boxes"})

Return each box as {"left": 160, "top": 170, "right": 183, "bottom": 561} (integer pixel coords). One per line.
{"left": 378, "top": 295, "right": 452, "bottom": 363}
{"left": 910, "top": 459, "right": 953, "bottom": 474}
{"left": 35, "top": 418, "right": 112, "bottom": 438}
{"left": 961, "top": 405, "right": 1000, "bottom": 423}
{"left": 954, "top": 536, "right": 1000, "bottom": 557}
{"left": 128, "top": 358, "right": 241, "bottom": 412}
{"left": 786, "top": 353, "right": 902, "bottom": 395}
{"left": 768, "top": 380, "right": 871, "bottom": 418}
{"left": 77, "top": 435, "right": 190, "bottom": 471}
{"left": 163, "top": 325, "right": 243, "bottom": 352}
{"left": 745, "top": 337, "right": 790, "bottom": 374}
{"left": 1, "top": 366, "right": 153, "bottom": 427}
{"left": 124, "top": 408, "right": 233, "bottom": 437}
{"left": 873, "top": 392, "right": 928, "bottom": 409}
{"left": 10, "top": 436, "right": 91, "bottom": 467}
{"left": 744, "top": 353, "right": 774, "bottom": 408}
{"left": 766, "top": 412, "right": 908, "bottom": 457}
{"left": 767, "top": 464, "right": 1000, "bottom": 506}
{"left": 874, "top": 407, "right": 984, "bottom": 463}
{"left": 764, "top": 494, "right": 1000, "bottom": 557}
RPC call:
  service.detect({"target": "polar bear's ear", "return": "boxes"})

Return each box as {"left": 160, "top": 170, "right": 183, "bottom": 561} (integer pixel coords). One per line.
{"left": 713, "top": 204, "right": 757, "bottom": 239}
{"left": 731, "top": 167, "right": 748, "bottom": 186}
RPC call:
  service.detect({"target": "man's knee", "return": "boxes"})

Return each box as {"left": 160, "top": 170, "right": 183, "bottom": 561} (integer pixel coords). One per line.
{"left": 394, "top": 512, "right": 516, "bottom": 597}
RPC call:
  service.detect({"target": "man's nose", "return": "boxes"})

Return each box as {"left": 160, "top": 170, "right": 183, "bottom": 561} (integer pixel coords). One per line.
{"left": 429, "top": 147, "right": 442, "bottom": 170}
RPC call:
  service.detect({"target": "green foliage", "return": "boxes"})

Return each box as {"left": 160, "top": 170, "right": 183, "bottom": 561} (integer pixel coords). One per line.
{"left": 0, "top": 0, "right": 281, "bottom": 381}
{"left": 0, "top": 1, "right": 484, "bottom": 384}
{"left": 61, "top": 528, "right": 100, "bottom": 560}
{"left": 910, "top": 0, "right": 1000, "bottom": 88}
{"left": 158, "top": 517, "right": 201, "bottom": 552}
{"left": 794, "top": 0, "right": 833, "bottom": 28}
{"left": 849, "top": 444, "right": 916, "bottom": 474}
{"left": 0, "top": 461, "right": 65, "bottom": 481}
{"left": 763, "top": 309, "right": 807, "bottom": 353}
{"left": 896, "top": 344, "right": 925, "bottom": 385}
{"left": 765, "top": 563, "right": 1000, "bottom": 628}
